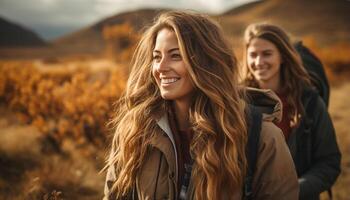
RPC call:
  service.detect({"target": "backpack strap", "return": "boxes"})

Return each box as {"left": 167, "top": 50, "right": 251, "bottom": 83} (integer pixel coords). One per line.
{"left": 243, "top": 105, "right": 263, "bottom": 200}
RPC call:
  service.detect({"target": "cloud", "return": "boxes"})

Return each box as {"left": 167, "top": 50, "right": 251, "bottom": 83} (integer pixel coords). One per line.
{"left": 0, "top": 0, "right": 254, "bottom": 39}
{"left": 0, "top": 0, "right": 100, "bottom": 38}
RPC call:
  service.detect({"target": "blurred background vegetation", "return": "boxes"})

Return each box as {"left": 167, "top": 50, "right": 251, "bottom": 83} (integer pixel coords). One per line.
{"left": 0, "top": 0, "right": 349, "bottom": 199}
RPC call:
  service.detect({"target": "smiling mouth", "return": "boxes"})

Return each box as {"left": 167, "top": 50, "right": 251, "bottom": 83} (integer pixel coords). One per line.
{"left": 255, "top": 67, "right": 268, "bottom": 72}
{"left": 161, "top": 78, "right": 180, "bottom": 84}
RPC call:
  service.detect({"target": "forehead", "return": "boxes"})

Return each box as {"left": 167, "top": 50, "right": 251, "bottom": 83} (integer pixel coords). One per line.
{"left": 247, "top": 37, "right": 278, "bottom": 52}
{"left": 154, "top": 28, "right": 179, "bottom": 51}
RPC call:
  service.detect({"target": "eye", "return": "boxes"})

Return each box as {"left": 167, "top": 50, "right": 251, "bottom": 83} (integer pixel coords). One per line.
{"left": 263, "top": 51, "right": 272, "bottom": 57}
{"left": 249, "top": 52, "right": 257, "bottom": 58}
{"left": 171, "top": 53, "right": 182, "bottom": 60}
{"left": 153, "top": 55, "right": 161, "bottom": 62}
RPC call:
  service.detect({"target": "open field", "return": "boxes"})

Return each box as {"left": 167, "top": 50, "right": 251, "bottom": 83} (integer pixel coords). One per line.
{"left": 1, "top": 0, "right": 349, "bottom": 199}
{"left": 0, "top": 57, "right": 349, "bottom": 199}
{"left": 324, "top": 82, "right": 350, "bottom": 199}
{"left": 0, "top": 106, "right": 106, "bottom": 199}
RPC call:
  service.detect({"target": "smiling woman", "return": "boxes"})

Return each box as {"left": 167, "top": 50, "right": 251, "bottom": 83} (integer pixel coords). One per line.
{"left": 152, "top": 29, "right": 194, "bottom": 104}
{"left": 246, "top": 37, "right": 283, "bottom": 91}
{"left": 152, "top": 28, "right": 195, "bottom": 131}
{"left": 241, "top": 23, "right": 341, "bottom": 200}
{"left": 103, "top": 11, "right": 299, "bottom": 200}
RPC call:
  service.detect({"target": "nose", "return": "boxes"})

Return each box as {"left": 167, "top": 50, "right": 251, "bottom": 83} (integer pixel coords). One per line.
{"left": 155, "top": 57, "right": 170, "bottom": 72}
{"left": 255, "top": 55, "right": 264, "bottom": 67}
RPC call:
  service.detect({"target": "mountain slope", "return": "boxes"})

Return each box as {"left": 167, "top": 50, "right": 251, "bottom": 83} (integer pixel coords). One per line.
{"left": 52, "top": 9, "right": 166, "bottom": 53}
{"left": 53, "top": 0, "right": 350, "bottom": 54}
{"left": 219, "top": 0, "right": 350, "bottom": 45}
{"left": 0, "top": 17, "right": 47, "bottom": 47}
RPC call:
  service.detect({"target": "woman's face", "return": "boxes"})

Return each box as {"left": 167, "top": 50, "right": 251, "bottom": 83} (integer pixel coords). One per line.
{"left": 247, "top": 37, "right": 283, "bottom": 89}
{"left": 152, "top": 28, "right": 194, "bottom": 102}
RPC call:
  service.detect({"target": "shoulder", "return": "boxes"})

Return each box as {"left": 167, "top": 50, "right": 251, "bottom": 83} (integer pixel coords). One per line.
{"left": 259, "top": 121, "right": 285, "bottom": 151}
{"left": 302, "top": 87, "right": 327, "bottom": 116}
{"left": 257, "top": 120, "right": 292, "bottom": 170}
{"left": 302, "top": 87, "right": 321, "bottom": 105}
{"left": 252, "top": 121, "right": 299, "bottom": 199}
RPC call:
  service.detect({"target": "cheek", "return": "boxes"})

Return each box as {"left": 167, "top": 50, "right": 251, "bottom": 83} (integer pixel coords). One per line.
{"left": 272, "top": 57, "right": 282, "bottom": 70}
{"left": 179, "top": 68, "right": 194, "bottom": 91}
{"left": 247, "top": 56, "right": 254, "bottom": 65}
{"left": 151, "top": 66, "right": 159, "bottom": 82}
{"left": 184, "top": 76, "right": 194, "bottom": 88}
{"left": 247, "top": 59, "right": 255, "bottom": 72}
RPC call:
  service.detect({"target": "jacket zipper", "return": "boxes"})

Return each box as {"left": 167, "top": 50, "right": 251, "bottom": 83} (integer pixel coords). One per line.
{"left": 154, "top": 152, "right": 163, "bottom": 199}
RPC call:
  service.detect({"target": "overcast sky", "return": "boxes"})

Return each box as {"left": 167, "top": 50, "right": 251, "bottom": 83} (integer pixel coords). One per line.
{"left": 0, "top": 0, "right": 255, "bottom": 40}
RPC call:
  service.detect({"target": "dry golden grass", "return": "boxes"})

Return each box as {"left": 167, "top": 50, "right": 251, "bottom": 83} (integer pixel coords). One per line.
{"left": 0, "top": 60, "right": 126, "bottom": 151}
{"left": 321, "top": 82, "right": 350, "bottom": 200}
{"left": 1, "top": 81, "right": 349, "bottom": 199}
{"left": 302, "top": 38, "right": 350, "bottom": 84}
{"left": 0, "top": 59, "right": 117, "bottom": 199}
{"left": 0, "top": 46, "right": 349, "bottom": 198}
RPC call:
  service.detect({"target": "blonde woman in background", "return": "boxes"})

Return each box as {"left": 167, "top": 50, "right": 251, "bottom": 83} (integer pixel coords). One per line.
{"left": 242, "top": 23, "right": 341, "bottom": 200}
{"left": 104, "top": 11, "right": 298, "bottom": 200}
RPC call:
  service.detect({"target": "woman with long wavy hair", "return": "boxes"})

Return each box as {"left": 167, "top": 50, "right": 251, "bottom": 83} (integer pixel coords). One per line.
{"left": 242, "top": 23, "right": 341, "bottom": 200}
{"left": 104, "top": 11, "right": 298, "bottom": 200}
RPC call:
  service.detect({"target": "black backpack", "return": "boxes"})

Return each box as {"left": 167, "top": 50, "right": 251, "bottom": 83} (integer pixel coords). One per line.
{"left": 294, "top": 41, "right": 330, "bottom": 107}
{"left": 295, "top": 42, "right": 334, "bottom": 199}
{"left": 243, "top": 105, "right": 262, "bottom": 200}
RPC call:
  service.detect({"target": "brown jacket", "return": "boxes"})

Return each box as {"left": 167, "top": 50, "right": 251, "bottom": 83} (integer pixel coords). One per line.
{"left": 104, "top": 88, "right": 299, "bottom": 200}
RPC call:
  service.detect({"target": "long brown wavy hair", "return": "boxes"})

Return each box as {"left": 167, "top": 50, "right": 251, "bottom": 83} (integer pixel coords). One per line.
{"left": 105, "top": 11, "right": 248, "bottom": 199}
{"left": 242, "top": 23, "right": 312, "bottom": 127}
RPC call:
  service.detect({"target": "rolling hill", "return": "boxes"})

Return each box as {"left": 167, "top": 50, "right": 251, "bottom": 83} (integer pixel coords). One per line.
{"left": 218, "top": 0, "right": 350, "bottom": 46}
{"left": 52, "top": 9, "right": 167, "bottom": 53}
{"left": 0, "top": 16, "right": 47, "bottom": 47}
{"left": 2, "top": 0, "right": 349, "bottom": 57}
{"left": 52, "top": 0, "right": 350, "bottom": 54}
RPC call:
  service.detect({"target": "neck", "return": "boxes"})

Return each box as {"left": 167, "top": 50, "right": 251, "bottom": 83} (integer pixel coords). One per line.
{"left": 258, "top": 77, "right": 281, "bottom": 93}
{"left": 173, "top": 99, "right": 190, "bottom": 131}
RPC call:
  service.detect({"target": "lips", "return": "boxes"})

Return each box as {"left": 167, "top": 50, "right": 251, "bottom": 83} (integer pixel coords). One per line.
{"left": 254, "top": 65, "right": 269, "bottom": 73}
{"left": 256, "top": 68, "right": 268, "bottom": 73}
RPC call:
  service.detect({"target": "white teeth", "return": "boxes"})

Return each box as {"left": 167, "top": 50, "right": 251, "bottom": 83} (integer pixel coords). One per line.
{"left": 256, "top": 67, "right": 267, "bottom": 72}
{"left": 161, "top": 78, "right": 179, "bottom": 84}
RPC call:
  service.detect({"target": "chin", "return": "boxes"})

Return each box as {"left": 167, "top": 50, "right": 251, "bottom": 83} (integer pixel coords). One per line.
{"left": 255, "top": 75, "right": 268, "bottom": 82}
{"left": 160, "top": 93, "right": 174, "bottom": 100}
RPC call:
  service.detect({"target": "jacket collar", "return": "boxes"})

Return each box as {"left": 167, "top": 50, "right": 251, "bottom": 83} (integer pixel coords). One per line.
{"left": 245, "top": 87, "right": 283, "bottom": 123}
{"left": 156, "top": 114, "right": 174, "bottom": 144}
{"left": 156, "top": 114, "right": 179, "bottom": 179}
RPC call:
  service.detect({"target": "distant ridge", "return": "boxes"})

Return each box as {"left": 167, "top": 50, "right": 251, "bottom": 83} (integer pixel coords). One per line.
{"left": 53, "top": 0, "right": 350, "bottom": 54}
{"left": 0, "top": 16, "right": 47, "bottom": 47}
{"left": 92, "top": 8, "right": 168, "bottom": 31}
{"left": 221, "top": 0, "right": 263, "bottom": 16}
{"left": 3, "top": 0, "right": 349, "bottom": 57}
{"left": 219, "top": 0, "right": 350, "bottom": 45}
{"left": 52, "top": 9, "right": 167, "bottom": 53}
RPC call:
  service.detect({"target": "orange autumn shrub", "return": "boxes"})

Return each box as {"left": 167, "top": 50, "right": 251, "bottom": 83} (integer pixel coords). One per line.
{"left": 303, "top": 37, "right": 350, "bottom": 83}
{"left": 0, "top": 61, "right": 126, "bottom": 150}
{"left": 103, "top": 23, "right": 140, "bottom": 63}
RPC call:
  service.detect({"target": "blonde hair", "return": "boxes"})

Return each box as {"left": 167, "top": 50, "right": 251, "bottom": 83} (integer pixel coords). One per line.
{"left": 242, "top": 23, "right": 312, "bottom": 127}
{"left": 106, "top": 11, "right": 247, "bottom": 199}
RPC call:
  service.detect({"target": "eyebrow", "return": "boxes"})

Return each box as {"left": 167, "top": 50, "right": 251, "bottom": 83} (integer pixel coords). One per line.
{"left": 153, "top": 48, "right": 180, "bottom": 54}
{"left": 248, "top": 49, "right": 274, "bottom": 53}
